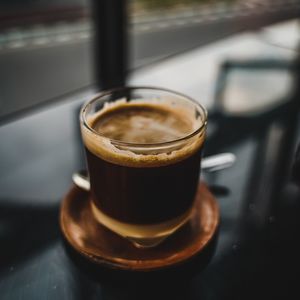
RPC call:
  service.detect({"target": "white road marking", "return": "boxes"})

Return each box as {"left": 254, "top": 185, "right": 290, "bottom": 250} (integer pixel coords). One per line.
{"left": 55, "top": 34, "right": 72, "bottom": 43}
{"left": 174, "top": 20, "right": 187, "bottom": 26}
{"left": 138, "top": 25, "right": 151, "bottom": 31}
{"left": 33, "top": 37, "right": 50, "bottom": 45}
{"left": 8, "top": 41, "right": 26, "bottom": 48}
{"left": 157, "top": 22, "right": 169, "bottom": 28}
{"left": 76, "top": 31, "right": 91, "bottom": 39}
{"left": 192, "top": 18, "right": 203, "bottom": 24}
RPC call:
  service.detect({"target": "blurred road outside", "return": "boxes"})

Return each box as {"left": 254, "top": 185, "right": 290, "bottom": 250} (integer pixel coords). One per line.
{"left": 0, "top": 0, "right": 299, "bottom": 119}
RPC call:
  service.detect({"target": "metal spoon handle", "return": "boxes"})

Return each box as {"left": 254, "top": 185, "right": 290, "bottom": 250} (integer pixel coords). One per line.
{"left": 72, "top": 171, "right": 90, "bottom": 191}
{"left": 72, "top": 152, "right": 236, "bottom": 191}
{"left": 201, "top": 152, "right": 236, "bottom": 171}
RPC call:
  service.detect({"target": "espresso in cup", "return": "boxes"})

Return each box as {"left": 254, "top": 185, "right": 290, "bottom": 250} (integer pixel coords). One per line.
{"left": 80, "top": 88, "right": 207, "bottom": 247}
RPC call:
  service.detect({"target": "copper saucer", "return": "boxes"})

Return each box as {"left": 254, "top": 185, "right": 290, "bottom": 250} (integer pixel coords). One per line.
{"left": 60, "top": 182, "right": 219, "bottom": 272}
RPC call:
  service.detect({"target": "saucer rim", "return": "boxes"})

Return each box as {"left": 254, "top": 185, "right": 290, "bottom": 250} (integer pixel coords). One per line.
{"left": 60, "top": 182, "right": 219, "bottom": 271}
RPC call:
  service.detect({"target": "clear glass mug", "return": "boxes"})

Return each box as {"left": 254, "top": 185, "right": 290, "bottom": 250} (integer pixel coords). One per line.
{"left": 80, "top": 87, "right": 207, "bottom": 247}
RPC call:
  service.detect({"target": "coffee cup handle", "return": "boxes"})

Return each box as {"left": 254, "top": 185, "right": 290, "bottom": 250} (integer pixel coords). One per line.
{"left": 72, "top": 153, "right": 236, "bottom": 192}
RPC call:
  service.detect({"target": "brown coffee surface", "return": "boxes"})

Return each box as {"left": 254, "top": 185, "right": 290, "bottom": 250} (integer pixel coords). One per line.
{"left": 91, "top": 104, "right": 193, "bottom": 144}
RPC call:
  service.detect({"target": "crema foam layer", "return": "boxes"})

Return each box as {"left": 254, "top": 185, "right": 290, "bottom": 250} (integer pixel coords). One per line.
{"left": 81, "top": 100, "right": 205, "bottom": 167}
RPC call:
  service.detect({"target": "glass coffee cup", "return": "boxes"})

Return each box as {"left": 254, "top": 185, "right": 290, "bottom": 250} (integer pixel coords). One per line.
{"left": 80, "top": 87, "right": 207, "bottom": 248}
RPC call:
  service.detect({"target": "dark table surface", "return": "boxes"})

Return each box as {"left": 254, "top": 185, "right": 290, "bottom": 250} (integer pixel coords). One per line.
{"left": 1, "top": 72, "right": 300, "bottom": 300}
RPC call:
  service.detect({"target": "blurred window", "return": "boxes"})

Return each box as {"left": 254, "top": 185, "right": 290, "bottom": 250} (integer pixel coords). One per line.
{"left": 0, "top": 0, "right": 299, "bottom": 120}
{"left": 0, "top": 0, "right": 92, "bottom": 119}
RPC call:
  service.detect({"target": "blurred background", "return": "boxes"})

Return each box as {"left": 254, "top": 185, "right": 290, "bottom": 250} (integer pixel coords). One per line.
{"left": 1, "top": 2, "right": 300, "bottom": 299}
{"left": 0, "top": 0, "right": 299, "bottom": 120}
